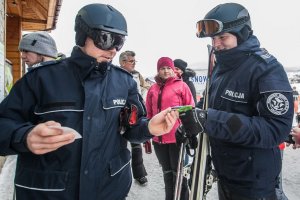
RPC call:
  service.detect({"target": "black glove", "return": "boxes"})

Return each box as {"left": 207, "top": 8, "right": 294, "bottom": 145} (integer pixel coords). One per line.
{"left": 175, "top": 125, "right": 188, "bottom": 146}
{"left": 176, "top": 125, "right": 198, "bottom": 154}
{"left": 179, "top": 108, "right": 207, "bottom": 137}
{"left": 187, "top": 135, "right": 198, "bottom": 150}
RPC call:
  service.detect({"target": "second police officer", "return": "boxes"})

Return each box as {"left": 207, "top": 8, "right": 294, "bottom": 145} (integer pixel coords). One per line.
{"left": 178, "top": 3, "right": 293, "bottom": 200}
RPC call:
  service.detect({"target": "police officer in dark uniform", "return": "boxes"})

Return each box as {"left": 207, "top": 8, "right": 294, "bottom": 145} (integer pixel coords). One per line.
{"left": 0, "top": 4, "right": 178, "bottom": 200}
{"left": 178, "top": 3, "right": 293, "bottom": 200}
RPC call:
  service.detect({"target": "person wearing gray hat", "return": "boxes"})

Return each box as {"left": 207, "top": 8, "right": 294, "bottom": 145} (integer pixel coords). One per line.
{"left": 19, "top": 31, "right": 58, "bottom": 67}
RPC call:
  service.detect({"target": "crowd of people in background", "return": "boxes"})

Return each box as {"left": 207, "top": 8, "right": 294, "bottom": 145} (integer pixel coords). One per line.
{"left": 0, "top": 2, "right": 300, "bottom": 200}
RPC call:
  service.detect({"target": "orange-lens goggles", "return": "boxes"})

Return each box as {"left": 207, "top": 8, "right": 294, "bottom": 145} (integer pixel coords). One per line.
{"left": 196, "top": 19, "right": 223, "bottom": 38}
{"left": 196, "top": 16, "right": 250, "bottom": 38}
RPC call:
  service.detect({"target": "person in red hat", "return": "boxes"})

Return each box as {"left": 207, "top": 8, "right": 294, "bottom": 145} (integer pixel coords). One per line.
{"left": 145, "top": 57, "right": 195, "bottom": 200}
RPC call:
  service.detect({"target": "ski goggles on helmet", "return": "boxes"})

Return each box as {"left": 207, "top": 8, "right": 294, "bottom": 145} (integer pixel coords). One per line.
{"left": 90, "top": 30, "right": 126, "bottom": 51}
{"left": 196, "top": 16, "right": 249, "bottom": 38}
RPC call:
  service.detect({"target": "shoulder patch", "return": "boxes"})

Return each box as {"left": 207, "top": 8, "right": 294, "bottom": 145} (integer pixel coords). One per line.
{"left": 253, "top": 48, "right": 276, "bottom": 64}
{"left": 27, "top": 60, "right": 62, "bottom": 72}
{"left": 266, "top": 93, "right": 289, "bottom": 115}
{"left": 111, "top": 64, "right": 133, "bottom": 76}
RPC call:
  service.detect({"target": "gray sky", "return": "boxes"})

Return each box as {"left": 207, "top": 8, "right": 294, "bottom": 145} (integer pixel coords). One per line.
{"left": 50, "top": 0, "right": 300, "bottom": 76}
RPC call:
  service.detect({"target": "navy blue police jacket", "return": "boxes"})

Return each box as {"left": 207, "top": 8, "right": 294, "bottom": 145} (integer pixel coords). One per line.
{"left": 205, "top": 36, "right": 293, "bottom": 198}
{"left": 0, "top": 46, "right": 152, "bottom": 200}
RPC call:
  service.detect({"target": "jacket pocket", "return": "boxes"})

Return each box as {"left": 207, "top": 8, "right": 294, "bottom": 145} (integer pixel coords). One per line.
{"left": 33, "top": 101, "right": 83, "bottom": 125}
{"left": 217, "top": 146, "right": 254, "bottom": 182}
{"left": 15, "top": 168, "right": 68, "bottom": 191}
{"left": 108, "top": 149, "right": 131, "bottom": 176}
{"left": 34, "top": 101, "right": 83, "bottom": 115}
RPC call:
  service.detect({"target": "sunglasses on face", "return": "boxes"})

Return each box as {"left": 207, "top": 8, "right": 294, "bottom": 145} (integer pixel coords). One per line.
{"left": 196, "top": 16, "right": 249, "bottom": 38}
{"left": 89, "top": 30, "right": 126, "bottom": 51}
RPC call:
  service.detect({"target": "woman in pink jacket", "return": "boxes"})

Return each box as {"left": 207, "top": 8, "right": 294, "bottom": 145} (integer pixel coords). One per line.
{"left": 146, "top": 57, "right": 194, "bottom": 200}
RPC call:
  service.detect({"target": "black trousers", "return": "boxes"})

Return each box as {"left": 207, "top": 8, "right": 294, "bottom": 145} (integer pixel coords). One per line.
{"left": 218, "top": 181, "right": 278, "bottom": 200}
{"left": 130, "top": 143, "right": 147, "bottom": 179}
{"left": 153, "top": 142, "right": 189, "bottom": 200}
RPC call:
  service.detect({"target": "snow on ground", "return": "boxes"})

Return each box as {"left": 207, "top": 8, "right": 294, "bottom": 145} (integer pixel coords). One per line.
{"left": 127, "top": 144, "right": 300, "bottom": 200}
{"left": 281, "top": 147, "right": 300, "bottom": 200}
{"left": 0, "top": 155, "right": 17, "bottom": 200}
{"left": 0, "top": 141, "right": 298, "bottom": 200}
{"left": 127, "top": 149, "right": 217, "bottom": 200}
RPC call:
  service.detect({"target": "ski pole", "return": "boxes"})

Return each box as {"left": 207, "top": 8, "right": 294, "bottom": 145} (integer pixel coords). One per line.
{"left": 174, "top": 142, "right": 186, "bottom": 200}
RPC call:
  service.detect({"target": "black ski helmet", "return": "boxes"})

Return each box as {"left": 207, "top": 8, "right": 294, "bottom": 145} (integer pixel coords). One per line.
{"left": 203, "top": 3, "right": 252, "bottom": 43}
{"left": 75, "top": 3, "right": 127, "bottom": 46}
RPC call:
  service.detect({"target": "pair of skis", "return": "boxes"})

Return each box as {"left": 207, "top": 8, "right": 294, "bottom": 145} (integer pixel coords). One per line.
{"left": 189, "top": 45, "right": 216, "bottom": 200}
{"left": 174, "top": 45, "right": 217, "bottom": 200}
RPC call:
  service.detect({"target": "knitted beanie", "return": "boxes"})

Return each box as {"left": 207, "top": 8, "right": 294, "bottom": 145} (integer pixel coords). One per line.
{"left": 157, "top": 57, "right": 175, "bottom": 72}
{"left": 173, "top": 59, "right": 187, "bottom": 72}
{"left": 19, "top": 31, "right": 58, "bottom": 58}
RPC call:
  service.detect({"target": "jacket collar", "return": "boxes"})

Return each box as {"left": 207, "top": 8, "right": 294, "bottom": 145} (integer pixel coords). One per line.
{"left": 69, "top": 46, "right": 110, "bottom": 80}
{"left": 214, "top": 35, "right": 261, "bottom": 74}
{"left": 154, "top": 75, "right": 181, "bottom": 86}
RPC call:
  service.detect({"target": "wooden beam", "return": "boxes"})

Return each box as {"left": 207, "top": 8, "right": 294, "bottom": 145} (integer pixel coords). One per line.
{"left": 14, "top": 0, "right": 22, "bottom": 16}
{"left": 6, "top": 15, "right": 22, "bottom": 82}
{"left": 46, "top": 0, "right": 57, "bottom": 29}
{"left": 22, "top": 24, "right": 47, "bottom": 31}
{"left": 21, "top": 0, "right": 27, "bottom": 6}
{"left": 21, "top": 17, "right": 47, "bottom": 24}
{"left": 17, "top": 0, "right": 22, "bottom": 15}
{"left": 6, "top": 52, "right": 20, "bottom": 59}
{"left": 7, "top": 0, "right": 22, "bottom": 16}
{"left": 27, "top": 0, "right": 47, "bottom": 20}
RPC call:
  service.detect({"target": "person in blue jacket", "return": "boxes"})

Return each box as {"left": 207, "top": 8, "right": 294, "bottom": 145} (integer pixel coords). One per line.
{"left": 178, "top": 3, "right": 294, "bottom": 200}
{"left": 0, "top": 4, "right": 178, "bottom": 200}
